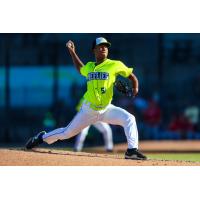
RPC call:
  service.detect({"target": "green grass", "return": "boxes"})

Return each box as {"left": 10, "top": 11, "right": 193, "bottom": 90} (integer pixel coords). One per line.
{"left": 147, "top": 153, "right": 200, "bottom": 162}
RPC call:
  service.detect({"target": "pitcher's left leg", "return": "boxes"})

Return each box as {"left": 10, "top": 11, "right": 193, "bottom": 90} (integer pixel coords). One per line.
{"left": 100, "top": 104, "right": 138, "bottom": 149}
{"left": 100, "top": 104, "right": 147, "bottom": 160}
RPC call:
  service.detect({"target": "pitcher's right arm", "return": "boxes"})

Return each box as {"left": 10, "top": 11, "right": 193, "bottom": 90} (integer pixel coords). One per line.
{"left": 66, "top": 40, "right": 84, "bottom": 73}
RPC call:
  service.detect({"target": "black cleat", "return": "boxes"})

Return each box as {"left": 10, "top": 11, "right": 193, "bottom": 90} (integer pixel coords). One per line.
{"left": 125, "top": 148, "right": 147, "bottom": 160}
{"left": 25, "top": 131, "right": 46, "bottom": 149}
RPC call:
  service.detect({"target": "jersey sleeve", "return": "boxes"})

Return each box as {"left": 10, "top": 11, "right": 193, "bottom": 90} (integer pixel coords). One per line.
{"left": 80, "top": 64, "right": 88, "bottom": 77}
{"left": 116, "top": 61, "right": 133, "bottom": 77}
{"left": 80, "top": 62, "right": 92, "bottom": 77}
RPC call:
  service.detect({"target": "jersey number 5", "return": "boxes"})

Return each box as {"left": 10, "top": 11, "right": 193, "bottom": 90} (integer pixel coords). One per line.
{"left": 101, "top": 87, "right": 106, "bottom": 94}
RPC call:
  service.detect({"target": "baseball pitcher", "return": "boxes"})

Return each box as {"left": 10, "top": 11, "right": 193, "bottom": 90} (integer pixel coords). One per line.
{"left": 25, "top": 37, "right": 147, "bottom": 160}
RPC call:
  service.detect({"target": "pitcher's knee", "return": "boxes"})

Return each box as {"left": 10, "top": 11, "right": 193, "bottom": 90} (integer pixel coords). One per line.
{"left": 123, "top": 114, "right": 136, "bottom": 126}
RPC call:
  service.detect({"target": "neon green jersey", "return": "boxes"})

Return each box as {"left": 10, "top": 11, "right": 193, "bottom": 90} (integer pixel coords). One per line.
{"left": 80, "top": 59, "right": 133, "bottom": 108}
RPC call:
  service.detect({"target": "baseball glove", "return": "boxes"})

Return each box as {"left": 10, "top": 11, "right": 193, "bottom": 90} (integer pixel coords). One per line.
{"left": 114, "top": 78, "right": 134, "bottom": 98}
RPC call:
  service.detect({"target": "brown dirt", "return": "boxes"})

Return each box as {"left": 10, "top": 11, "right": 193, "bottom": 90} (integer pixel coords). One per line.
{"left": 1, "top": 140, "right": 200, "bottom": 166}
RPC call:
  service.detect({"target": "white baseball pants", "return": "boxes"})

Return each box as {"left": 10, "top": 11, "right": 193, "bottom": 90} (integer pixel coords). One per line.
{"left": 43, "top": 102, "right": 139, "bottom": 149}
{"left": 74, "top": 122, "right": 113, "bottom": 151}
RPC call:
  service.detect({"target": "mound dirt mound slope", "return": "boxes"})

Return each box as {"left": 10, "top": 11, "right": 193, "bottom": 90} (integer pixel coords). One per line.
{"left": 0, "top": 147, "right": 200, "bottom": 166}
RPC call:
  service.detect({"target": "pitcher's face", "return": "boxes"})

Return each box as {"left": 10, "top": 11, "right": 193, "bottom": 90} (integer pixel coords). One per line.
{"left": 93, "top": 44, "right": 109, "bottom": 60}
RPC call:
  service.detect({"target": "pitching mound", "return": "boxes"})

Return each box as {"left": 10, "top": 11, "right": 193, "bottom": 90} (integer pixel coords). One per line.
{"left": 0, "top": 147, "right": 200, "bottom": 166}
{"left": 1, "top": 141, "right": 200, "bottom": 166}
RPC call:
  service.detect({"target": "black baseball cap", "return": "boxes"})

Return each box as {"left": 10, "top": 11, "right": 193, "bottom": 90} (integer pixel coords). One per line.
{"left": 92, "top": 37, "right": 111, "bottom": 49}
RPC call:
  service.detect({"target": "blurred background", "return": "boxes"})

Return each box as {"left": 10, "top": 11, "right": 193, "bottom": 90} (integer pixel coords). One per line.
{"left": 0, "top": 33, "right": 200, "bottom": 147}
